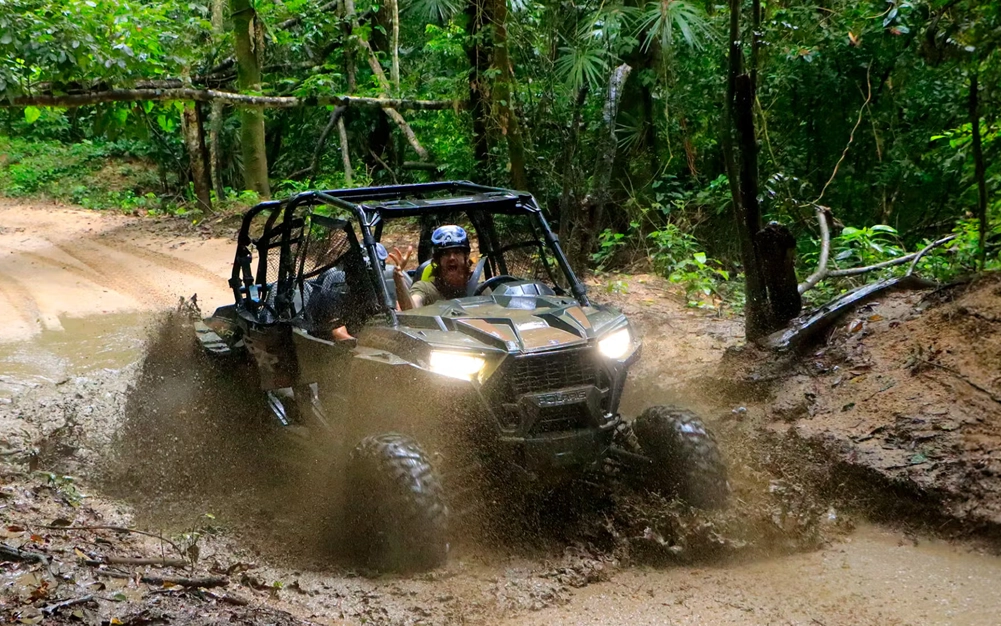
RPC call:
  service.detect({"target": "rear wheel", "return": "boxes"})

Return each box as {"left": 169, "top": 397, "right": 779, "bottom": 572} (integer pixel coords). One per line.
{"left": 346, "top": 433, "right": 449, "bottom": 572}
{"left": 632, "top": 406, "right": 729, "bottom": 509}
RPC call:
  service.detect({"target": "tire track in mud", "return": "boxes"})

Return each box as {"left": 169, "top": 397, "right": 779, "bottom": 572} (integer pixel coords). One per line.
{"left": 0, "top": 269, "right": 44, "bottom": 330}
{"left": 45, "top": 240, "right": 175, "bottom": 305}
{"left": 97, "top": 235, "right": 228, "bottom": 285}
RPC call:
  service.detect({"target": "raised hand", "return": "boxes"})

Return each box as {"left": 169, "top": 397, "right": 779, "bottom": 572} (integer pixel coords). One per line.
{"left": 388, "top": 245, "right": 414, "bottom": 272}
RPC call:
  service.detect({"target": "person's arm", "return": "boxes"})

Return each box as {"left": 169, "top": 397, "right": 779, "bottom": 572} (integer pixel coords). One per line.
{"left": 388, "top": 245, "right": 423, "bottom": 310}
{"left": 394, "top": 267, "right": 423, "bottom": 310}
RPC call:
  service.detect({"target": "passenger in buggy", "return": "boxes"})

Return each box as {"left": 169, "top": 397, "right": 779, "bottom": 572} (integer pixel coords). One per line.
{"left": 305, "top": 243, "right": 410, "bottom": 342}
{"left": 390, "top": 225, "right": 472, "bottom": 310}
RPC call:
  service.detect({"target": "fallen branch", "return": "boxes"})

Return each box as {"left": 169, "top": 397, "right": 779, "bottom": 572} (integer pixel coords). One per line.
{"left": 798, "top": 205, "right": 831, "bottom": 294}
{"left": 358, "top": 39, "right": 430, "bottom": 161}
{"left": 34, "top": 524, "right": 182, "bottom": 557}
{"left": 86, "top": 556, "right": 189, "bottom": 568}
{"left": 798, "top": 208, "right": 956, "bottom": 292}
{"left": 0, "top": 542, "right": 49, "bottom": 564}
{"left": 5, "top": 89, "right": 460, "bottom": 111}
{"left": 204, "top": 590, "right": 251, "bottom": 606}
{"left": 96, "top": 570, "right": 229, "bottom": 588}
{"left": 907, "top": 234, "right": 958, "bottom": 275}
{"left": 369, "top": 149, "right": 399, "bottom": 184}
{"left": 41, "top": 595, "right": 94, "bottom": 615}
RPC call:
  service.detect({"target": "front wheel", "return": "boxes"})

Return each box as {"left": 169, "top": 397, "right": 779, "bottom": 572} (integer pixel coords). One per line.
{"left": 346, "top": 433, "right": 449, "bottom": 572}
{"left": 632, "top": 406, "right": 730, "bottom": 509}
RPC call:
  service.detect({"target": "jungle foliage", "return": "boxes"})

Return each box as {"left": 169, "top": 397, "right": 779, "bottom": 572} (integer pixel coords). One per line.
{"left": 0, "top": 0, "right": 998, "bottom": 322}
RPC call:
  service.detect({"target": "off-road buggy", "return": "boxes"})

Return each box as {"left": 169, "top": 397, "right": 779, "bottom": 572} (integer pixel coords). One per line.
{"left": 195, "top": 181, "right": 728, "bottom": 571}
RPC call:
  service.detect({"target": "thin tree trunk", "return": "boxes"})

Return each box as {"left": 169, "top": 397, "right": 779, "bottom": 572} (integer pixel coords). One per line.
{"left": 969, "top": 71, "right": 989, "bottom": 270}
{"left": 558, "top": 85, "right": 588, "bottom": 267}
{"left": 464, "top": 0, "right": 489, "bottom": 169}
{"left": 487, "top": 0, "right": 527, "bottom": 191}
{"left": 586, "top": 64, "right": 632, "bottom": 245}
{"left": 182, "top": 102, "right": 213, "bottom": 211}
{"left": 209, "top": 0, "right": 226, "bottom": 199}
{"left": 389, "top": 0, "right": 400, "bottom": 93}
{"left": 231, "top": 0, "right": 270, "bottom": 198}
{"left": 723, "top": 0, "right": 771, "bottom": 341}
{"left": 563, "top": 66, "right": 630, "bottom": 276}
{"left": 338, "top": 116, "right": 353, "bottom": 186}
{"left": 343, "top": 0, "right": 357, "bottom": 92}
{"left": 305, "top": 106, "right": 346, "bottom": 185}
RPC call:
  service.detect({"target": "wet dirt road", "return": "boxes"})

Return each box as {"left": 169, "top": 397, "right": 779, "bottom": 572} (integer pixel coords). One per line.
{"left": 503, "top": 525, "right": 1001, "bottom": 626}
{"left": 2, "top": 202, "right": 1001, "bottom": 625}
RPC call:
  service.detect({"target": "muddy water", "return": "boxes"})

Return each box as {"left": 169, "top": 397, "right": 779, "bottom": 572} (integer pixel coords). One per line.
{"left": 3, "top": 309, "right": 1001, "bottom": 624}
{"left": 0, "top": 312, "right": 147, "bottom": 399}
{"left": 505, "top": 525, "right": 1001, "bottom": 626}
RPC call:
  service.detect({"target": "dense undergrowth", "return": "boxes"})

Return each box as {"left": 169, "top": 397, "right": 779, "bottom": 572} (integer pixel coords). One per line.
{"left": 3, "top": 132, "right": 998, "bottom": 315}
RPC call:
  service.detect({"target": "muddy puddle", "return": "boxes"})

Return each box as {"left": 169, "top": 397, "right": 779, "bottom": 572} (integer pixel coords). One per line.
{"left": 3, "top": 299, "right": 1001, "bottom": 623}
{"left": 0, "top": 312, "right": 148, "bottom": 399}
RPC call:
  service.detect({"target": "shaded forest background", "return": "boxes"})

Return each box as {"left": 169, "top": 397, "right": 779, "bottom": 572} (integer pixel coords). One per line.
{"left": 0, "top": 0, "right": 998, "bottom": 336}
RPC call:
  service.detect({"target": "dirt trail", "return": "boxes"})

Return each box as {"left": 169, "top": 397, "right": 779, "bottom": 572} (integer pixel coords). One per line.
{"left": 0, "top": 199, "right": 234, "bottom": 342}
{"left": 3, "top": 203, "right": 1001, "bottom": 625}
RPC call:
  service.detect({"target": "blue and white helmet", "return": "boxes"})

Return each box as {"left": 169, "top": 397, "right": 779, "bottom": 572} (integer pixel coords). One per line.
{"left": 431, "top": 225, "right": 470, "bottom": 254}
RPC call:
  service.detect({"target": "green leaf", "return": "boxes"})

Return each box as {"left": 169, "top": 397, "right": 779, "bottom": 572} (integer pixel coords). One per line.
{"left": 694, "top": 252, "right": 707, "bottom": 264}
{"left": 24, "top": 106, "right": 41, "bottom": 124}
{"left": 870, "top": 225, "right": 898, "bottom": 234}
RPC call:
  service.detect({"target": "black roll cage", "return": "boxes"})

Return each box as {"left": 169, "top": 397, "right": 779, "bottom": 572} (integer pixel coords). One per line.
{"left": 229, "top": 181, "right": 590, "bottom": 327}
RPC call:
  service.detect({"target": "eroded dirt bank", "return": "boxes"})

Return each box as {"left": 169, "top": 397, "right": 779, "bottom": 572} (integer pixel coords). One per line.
{"left": 2, "top": 201, "right": 1001, "bottom": 625}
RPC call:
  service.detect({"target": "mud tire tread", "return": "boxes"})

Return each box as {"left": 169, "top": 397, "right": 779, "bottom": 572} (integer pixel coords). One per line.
{"left": 347, "top": 433, "right": 448, "bottom": 572}
{"left": 633, "top": 406, "right": 729, "bottom": 509}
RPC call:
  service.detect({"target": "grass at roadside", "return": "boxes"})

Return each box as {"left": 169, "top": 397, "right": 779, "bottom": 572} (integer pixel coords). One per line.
{"left": 0, "top": 136, "right": 257, "bottom": 218}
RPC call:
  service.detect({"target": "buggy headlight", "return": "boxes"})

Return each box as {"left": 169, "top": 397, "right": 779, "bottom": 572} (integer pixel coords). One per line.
{"left": 429, "top": 351, "right": 486, "bottom": 381}
{"left": 598, "top": 328, "right": 631, "bottom": 359}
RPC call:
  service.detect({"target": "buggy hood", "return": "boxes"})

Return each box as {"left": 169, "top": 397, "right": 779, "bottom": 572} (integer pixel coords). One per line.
{"left": 387, "top": 294, "right": 628, "bottom": 355}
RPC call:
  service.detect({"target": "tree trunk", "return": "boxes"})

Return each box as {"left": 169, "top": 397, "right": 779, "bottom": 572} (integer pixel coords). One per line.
{"left": 969, "top": 71, "right": 989, "bottom": 270}
{"left": 558, "top": 85, "right": 588, "bottom": 270}
{"left": 487, "top": 0, "right": 527, "bottom": 191}
{"left": 389, "top": 0, "right": 400, "bottom": 94}
{"left": 563, "top": 65, "right": 631, "bottom": 276}
{"left": 231, "top": 0, "right": 271, "bottom": 198}
{"left": 464, "top": 0, "right": 489, "bottom": 169}
{"left": 306, "top": 106, "right": 346, "bottom": 185}
{"left": 181, "top": 102, "right": 213, "bottom": 211}
{"left": 723, "top": 0, "right": 772, "bottom": 341}
{"left": 338, "top": 116, "right": 353, "bottom": 186}
{"left": 586, "top": 64, "right": 632, "bottom": 246}
{"left": 209, "top": 0, "right": 226, "bottom": 199}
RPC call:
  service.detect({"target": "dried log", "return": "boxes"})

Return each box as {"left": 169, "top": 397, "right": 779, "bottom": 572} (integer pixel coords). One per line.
{"left": 35, "top": 524, "right": 183, "bottom": 556}
{"left": 85, "top": 556, "right": 189, "bottom": 567}
{"left": 763, "top": 274, "right": 937, "bottom": 352}
{"left": 4, "top": 89, "right": 460, "bottom": 111}
{"left": 41, "top": 595, "right": 94, "bottom": 615}
{"left": 96, "top": 570, "right": 229, "bottom": 588}
{"left": 0, "top": 542, "right": 49, "bottom": 564}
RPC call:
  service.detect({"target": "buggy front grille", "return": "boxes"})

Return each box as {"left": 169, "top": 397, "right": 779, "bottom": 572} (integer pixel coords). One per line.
{"left": 507, "top": 349, "right": 597, "bottom": 395}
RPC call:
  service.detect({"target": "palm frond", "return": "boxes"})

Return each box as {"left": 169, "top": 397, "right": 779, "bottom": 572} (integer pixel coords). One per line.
{"left": 555, "top": 44, "right": 609, "bottom": 93}
{"left": 634, "top": 0, "right": 715, "bottom": 55}
{"left": 402, "top": 0, "right": 463, "bottom": 24}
